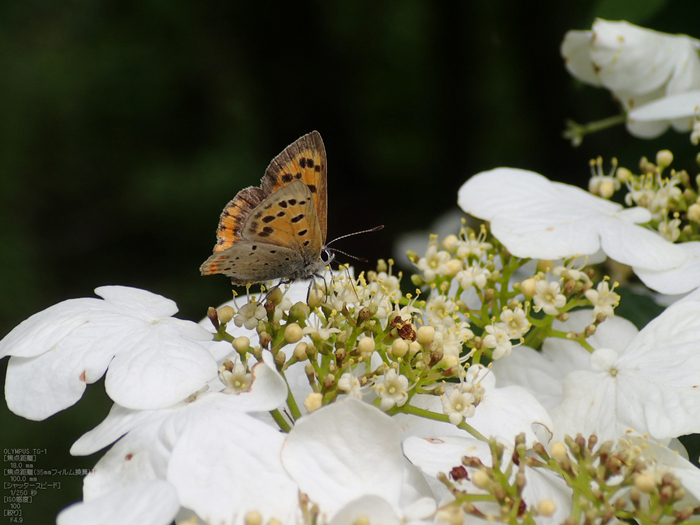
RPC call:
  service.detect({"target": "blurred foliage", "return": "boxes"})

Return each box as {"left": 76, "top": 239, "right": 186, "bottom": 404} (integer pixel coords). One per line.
{"left": 2, "top": 0, "right": 699, "bottom": 521}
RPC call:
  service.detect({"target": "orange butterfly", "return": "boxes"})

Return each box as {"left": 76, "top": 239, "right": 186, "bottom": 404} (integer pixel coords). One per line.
{"left": 200, "top": 131, "right": 333, "bottom": 285}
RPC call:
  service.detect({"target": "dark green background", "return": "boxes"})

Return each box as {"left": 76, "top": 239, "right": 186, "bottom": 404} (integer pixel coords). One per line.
{"left": 2, "top": 0, "right": 699, "bottom": 522}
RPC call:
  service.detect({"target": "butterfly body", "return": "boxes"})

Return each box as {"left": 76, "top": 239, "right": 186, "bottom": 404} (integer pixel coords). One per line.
{"left": 201, "top": 131, "right": 332, "bottom": 285}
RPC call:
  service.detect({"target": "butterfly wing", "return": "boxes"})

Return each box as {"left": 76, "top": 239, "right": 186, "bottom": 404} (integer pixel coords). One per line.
{"left": 208, "top": 187, "right": 266, "bottom": 255}
{"left": 261, "top": 131, "right": 327, "bottom": 243}
{"left": 200, "top": 180, "right": 324, "bottom": 283}
{"left": 199, "top": 243, "right": 304, "bottom": 285}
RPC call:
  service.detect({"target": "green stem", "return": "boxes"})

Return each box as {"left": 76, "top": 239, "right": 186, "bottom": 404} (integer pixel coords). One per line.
{"left": 285, "top": 380, "right": 302, "bottom": 420}
{"left": 396, "top": 402, "right": 488, "bottom": 442}
{"left": 563, "top": 114, "right": 626, "bottom": 146}
{"left": 270, "top": 409, "right": 291, "bottom": 432}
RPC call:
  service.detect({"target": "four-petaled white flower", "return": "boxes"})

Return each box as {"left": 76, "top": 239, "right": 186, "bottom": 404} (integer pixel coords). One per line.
{"left": 416, "top": 244, "right": 452, "bottom": 281}
{"left": 562, "top": 19, "right": 700, "bottom": 138}
{"left": 454, "top": 238, "right": 493, "bottom": 259}
{"left": 456, "top": 264, "right": 491, "bottom": 290}
{"left": 533, "top": 280, "right": 566, "bottom": 316}
{"left": 372, "top": 369, "right": 409, "bottom": 410}
{"left": 338, "top": 372, "right": 363, "bottom": 399}
{"left": 584, "top": 281, "right": 620, "bottom": 319}
{"left": 219, "top": 361, "right": 253, "bottom": 393}
{"left": 442, "top": 383, "right": 477, "bottom": 425}
{"left": 483, "top": 323, "right": 513, "bottom": 360}
{"left": 0, "top": 286, "right": 217, "bottom": 420}
{"left": 425, "top": 294, "right": 457, "bottom": 324}
{"left": 493, "top": 306, "right": 700, "bottom": 443}
{"left": 499, "top": 307, "right": 530, "bottom": 340}
{"left": 233, "top": 301, "right": 266, "bottom": 330}
{"left": 60, "top": 355, "right": 293, "bottom": 525}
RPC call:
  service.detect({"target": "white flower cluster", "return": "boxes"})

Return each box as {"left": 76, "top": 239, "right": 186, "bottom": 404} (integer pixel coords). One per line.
{"left": 562, "top": 19, "right": 700, "bottom": 142}
{"left": 5, "top": 16, "right": 700, "bottom": 525}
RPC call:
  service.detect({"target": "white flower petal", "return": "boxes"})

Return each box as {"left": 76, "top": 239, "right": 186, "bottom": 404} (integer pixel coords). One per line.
{"left": 104, "top": 324, "right": 217, "bottom": 410}
{"left": 590, "top": 19, "right": 678, "bottom": 94}
{"left": 491, "top": 346, "right": 567, "bottom": 411}
{"left": 329, "top": 495, "right": 401, "bottom": 525}
{"left": 93, "top": 286, "right": 179, "bottom": 318}
{"left": 282, "top": 398, "right": 405, "bottom": 520}
{"left": 521, "top": 467, "right": 573, "bottom": 525}
{"left": 549, "top": 302, "right": 700, "bottom": 442}
{"left": 402, "top": 435, "right": 492, "bottom": 477}
{"left": 549, "top": 367, "right": 620, "bottom": 442}
{"left": 71, "top": 403, "right": 165, "bottom": 456}
{"left": 0, "top": 298, "right": 95, "bottom": 359}
{"left": 1, "top": 286, "right": 217, "bottom": 418}
{"left": 57, "top": 480, "right": 179, "bottom": 525}
{"left": 629, "top": 90, "right": 700, "bottom": 121}
{"left": 617, "top": 300, "right": 700, "bottom": 438}
{"left": 469, "top": 384, "right": 553, "bottom": 446}
{"left": 561, "top": 30, "right": 600, "bottom": 86}
{"left": 81, "top": 419, "right": 172, "bottom": 500}
{"left": 168, "top": 403, "right": 297, "bottom": 525}
{"left": 5, "top": 340, "right": 103, "bottom": 421}
{"left": 458, "top": 168, "right": 686, "bottom": 270}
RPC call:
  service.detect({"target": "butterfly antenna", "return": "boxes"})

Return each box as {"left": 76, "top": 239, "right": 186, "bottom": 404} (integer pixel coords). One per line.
{"left": 327, "top": 247, "right": 368, "bottom": 263}
{"left": 325, "top": 225, "right": 384, "bottom": 248}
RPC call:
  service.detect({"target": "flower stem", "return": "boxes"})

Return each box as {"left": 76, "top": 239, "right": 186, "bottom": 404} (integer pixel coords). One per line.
{"left": 563, "top": 114, "right": 626, "bottom": 146}
{"left": 397, "top": 402, "right": 489, "bottom": 442}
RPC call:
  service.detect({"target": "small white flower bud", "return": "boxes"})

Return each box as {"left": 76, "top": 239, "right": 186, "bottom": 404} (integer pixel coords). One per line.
{"left": 442, "top": 234, "right": 459, "bottom": 251}
{"left": 550, "top": 442, "right": 568, "bottom": 460}
{"left": 232, "top": 336, "right": 250, "bottom": 353}
{"left": 244, "top": 511, "right": 263, "bottom": 525}
{"left": 445, "top": 259, "right": 462, "bottom": 276}
{"left": 217, "top": 305, "right": 234, "bottom": 324}
{"left": 689, "top": 203, "right": 700, "bottom": 223}
{"left": 294, "top": 342, "right": 309, "bottom": 361}
{"left": 308, "top": 289, "right": 324, "bottom": 308}
{"left": 634, "top": 471, "right": 656, "bottom": 493}
{"left": 537, "top": 260, "right": 554, "bottom": 273}
{"left": 391, "top": 338, "right": 409, "bottom": 357}
{"left": 357, "top": 336, "right": 376, "bottom": 354}
{"left": 284, "top": 323, "right": 303, "bottom": 343}
{"left": 416, "top": 325, "right": 435, "bottom": 345}
{"left": 436, "top": 506, "right": 465, "bottom": 525}
{"left": 616, "top": 166, "right": 633, "bottom": 182}
{"left": 303, "top": 392, "right": 323, "bottom": 413}
{"left": 598, "top": 179, "right": 616, "bottom": 198}
{"left": 521, "top": 278, "right": 537, "bottom": 297}
{"left": 656, "top": 149, "right": 673, "bottom": 169}
{"left": 537, "top": 499, "right": 556, "bottom": 517}
{"left": 471, "top": 469, "right": 491, "bottom": 489}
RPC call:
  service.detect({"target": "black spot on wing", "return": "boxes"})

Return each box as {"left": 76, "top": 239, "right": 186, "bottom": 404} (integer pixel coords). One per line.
{"left": 259, "top": 227, "right": 274, "bottom": 238}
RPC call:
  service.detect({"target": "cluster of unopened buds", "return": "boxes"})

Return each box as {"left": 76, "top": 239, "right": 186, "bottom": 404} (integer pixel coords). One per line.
{"left": 434, "top": 433, "right": 699, "bottom": 524}
{"left": 589, "top": 150, "right": 700, "bottom": 244}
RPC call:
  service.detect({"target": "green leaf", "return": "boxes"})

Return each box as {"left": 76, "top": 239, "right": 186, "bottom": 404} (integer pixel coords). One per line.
{"left": 615, "top": 287, "right": 666, "bottom": 329}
